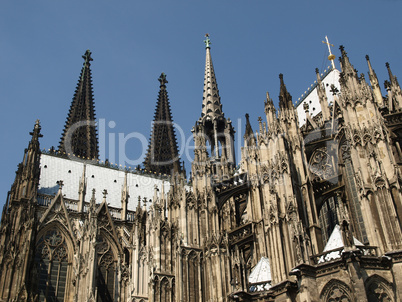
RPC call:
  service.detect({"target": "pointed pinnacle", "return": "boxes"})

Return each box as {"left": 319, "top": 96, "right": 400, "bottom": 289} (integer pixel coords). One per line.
{"left": 29, "top": 119, "right": 43, "bottom": 141}
{"left": 158, "top": 72, "right": 168, "bottom": 87}
{"left": 82, "top": 49, "right": 93, "bottom": 66}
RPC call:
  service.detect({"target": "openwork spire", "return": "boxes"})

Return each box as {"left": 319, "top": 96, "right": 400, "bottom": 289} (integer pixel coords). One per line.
{"left": 201, "top": 34, "right": 223, "bottom": 120}
{"left": 58, "top": 50, "right": 99, "bottom": 159}
{"left": 144, "top": 73, "right": 182, "bottom": 176}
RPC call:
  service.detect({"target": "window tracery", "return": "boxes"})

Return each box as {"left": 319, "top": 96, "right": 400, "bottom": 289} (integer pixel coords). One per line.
{"left": 97, "top": 236, "right": 116, "bottom": 302}
{"left": 35, "top": 228, "right": 69, "bottom": 302}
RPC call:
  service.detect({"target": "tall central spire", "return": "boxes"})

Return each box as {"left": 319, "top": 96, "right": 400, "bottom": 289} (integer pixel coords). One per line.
{"left": 144, "top": 73, "right": 182, "bottom": 176}
{"left": 201, "top": 34, "right": 223, "bottom": 120}
{"left": 58, "top": 50, "right": 99, "bottom": 160}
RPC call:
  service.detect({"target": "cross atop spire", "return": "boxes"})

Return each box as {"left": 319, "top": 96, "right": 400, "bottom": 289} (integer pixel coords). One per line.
{"left": 322, "top": 36, "right": 336, "bottom": 69}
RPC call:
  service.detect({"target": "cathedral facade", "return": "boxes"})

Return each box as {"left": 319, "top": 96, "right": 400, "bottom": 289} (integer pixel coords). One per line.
{"left": 1, "top": 36, "right": 402, "bottom": 301}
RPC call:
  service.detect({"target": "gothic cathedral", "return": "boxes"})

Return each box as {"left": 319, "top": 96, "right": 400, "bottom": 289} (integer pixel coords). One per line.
{"left": 1, "top": 36, "right": 402, "bottom": 301}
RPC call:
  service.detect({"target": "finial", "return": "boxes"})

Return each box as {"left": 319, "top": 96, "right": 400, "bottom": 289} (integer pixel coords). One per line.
{"left": 339, "top": 45, "right": 346, "bottom": 56}
{"left": 29, "top": 119, "right": 43, "bottom": 141}
{"left": 386, "top": 62, "right": 390, "bottom": 69}
{"left": 365, "top": 55, "right": 370, "bottom": 61}
{"left": 245, "top": 113, "right": 250, "bottom": 121}
{"left": 102, "top": 189, "right": 108, "bottom": 199}
{"left": 330, "top": 84, "right": 339, "bottom": 96}
{"left": 204, "top": 34, "right": 211, "bottom": 49}
{"left": 158, "top": 72, "right": 168, "bottom": 87}
{"left": 56, "top": 180, "right": 64, "bottom": 190}
{"left": 82, "top": 49, "right": 93, "bottom": 66}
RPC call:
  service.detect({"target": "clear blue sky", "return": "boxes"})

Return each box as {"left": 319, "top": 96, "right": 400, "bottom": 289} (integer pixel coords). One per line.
{"left": 1, "top": 0, "right": 401, "bottom": 209}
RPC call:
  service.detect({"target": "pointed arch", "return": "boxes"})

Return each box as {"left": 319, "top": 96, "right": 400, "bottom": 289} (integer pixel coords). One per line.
{"left": 34, "top": 222, "right": 74, "bottom": 301}
{"left": 320, "top": 279, "right": 352, "bottom": 302}
{"left": 365, "top": 274, "right": 395, "bottom": 302}
{"left": 96, "top": 231, "right": 119, "bottom": 302}
{"left": 187, "top": 251, "right": 200, "bottom": 302}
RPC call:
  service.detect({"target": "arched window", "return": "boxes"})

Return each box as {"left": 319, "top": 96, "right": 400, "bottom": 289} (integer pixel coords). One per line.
{"left": 97, "top": 236, "right": 117, "bottom": 302}
{"left": 188, "top": 252, "right": 200, "bottom": 302}
{"left": 366, "top": 275, "right": 394, "bottom": 302}
{"left": 35, "top": 228, "right": 69, "bottom": 301}
{"left": 320, "top": 279, "right": 352, "bottom": 302}
{"left": 339, "top": 139, "right": 368, "bottom": 243}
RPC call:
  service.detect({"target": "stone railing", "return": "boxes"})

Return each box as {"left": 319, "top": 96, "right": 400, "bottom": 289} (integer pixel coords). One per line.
{"left": 311, "top": 245, "right": 378, "bottom": 264}
{"left": 248, "top": 280, "right": 272, "bottom": 293}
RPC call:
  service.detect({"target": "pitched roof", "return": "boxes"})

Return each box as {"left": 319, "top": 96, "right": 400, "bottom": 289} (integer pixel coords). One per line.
{"left": 249, "top": 257, "right": 271, "bottom": 284}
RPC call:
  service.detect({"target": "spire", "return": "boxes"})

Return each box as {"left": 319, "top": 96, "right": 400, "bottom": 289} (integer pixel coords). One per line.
{"left": 338, "top": 45, "right": 359, "bottom": 92}
{"left": 278, "top": 74, "right": 293, "bottom": 110}
{"left": 143, "top": 73, "right": 182, "bottom": 176}
{"left": 10, "top": 120, "right": 42, "bottom": 202}
{"left": 386, "top": 62, "right": 400, "bottom": 87}
{"left": 339, "top": 45, "right": 358, "bottom": 78}
{"left": 58, "top": 50, "right": 99, "bottom": 160}
{"left": 201, "top": 34, "right": 223, "bottom": 120}
{"left": 244, "top": 113, "right": 256, "bottom": 147}
{"left": 365, "top": 55, "right": 383, "bottom": 107}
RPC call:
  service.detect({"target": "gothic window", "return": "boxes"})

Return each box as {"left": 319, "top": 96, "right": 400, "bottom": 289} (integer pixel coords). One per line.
{"left": 97, "top": 236, "right": 117, "bottom": 302}
{"left": 320, "top": 279, "right": 352, "bottom": 302}
{"left": 187, "top": 252, "right": 200, "bottom": 302}
{"left": 366, "top": 276, "right": 394, "bottom": 302}
{"left": 160, "top": 278, "right": 170, "bottom": 302}
{"left": 340, "top": 140, "right": 368, "bottom": 243}
{"left": 35, "top": 228, "right": 69, "bottom": 302}
{"left": 309, "top": 147, "right": 334, "bottom": 180}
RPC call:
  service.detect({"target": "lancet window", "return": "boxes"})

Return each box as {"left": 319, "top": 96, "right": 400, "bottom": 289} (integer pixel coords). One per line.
{"left": 97, "top": 236, "right": 117, "bottom": 302}
{"left": 35, "top": 228, "right": 69, "bottom": 302}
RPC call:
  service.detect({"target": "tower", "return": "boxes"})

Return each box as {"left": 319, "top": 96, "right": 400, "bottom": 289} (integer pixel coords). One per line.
{"left": 192, "top": 34, "right": 235, "bottom": 182}
{"left": 58, "top": 49, "right": 99, "bottom": 160}
{"left": 143, "top": 73, "right": 182, "bottom": 176}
